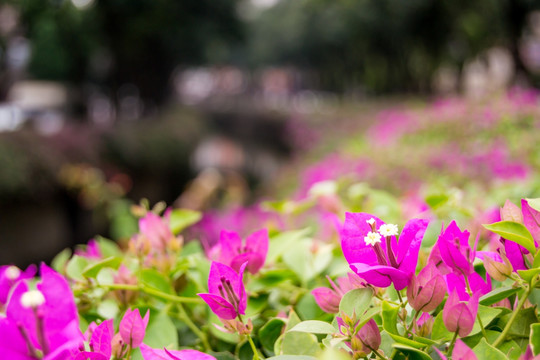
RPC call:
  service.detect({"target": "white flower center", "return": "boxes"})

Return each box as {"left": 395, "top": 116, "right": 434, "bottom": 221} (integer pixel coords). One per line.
{"left": 379, "top": 224, "right": 399, "bottom": 237}
{"left": 366, "top": 218, "right": 376, "bottom": 226}
{"left": 364, "top": 231, "right": 382, "bottom": 246}
{"left": 5, "top": 266, "right": 21, "bottom": 280}
{"left": 21, "top": 290, "right": 46, "bottom": 308}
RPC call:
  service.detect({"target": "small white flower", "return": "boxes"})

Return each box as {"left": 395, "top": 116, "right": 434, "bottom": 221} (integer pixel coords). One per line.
{"left": 366, "top": 218, "right": 376, "bottom": 226}
{"left": 21, "top": 290, "right": 45, "bottom": 308}
{"left": 5, "top": 266, "right": 21, "bottom": 280}
{"left": 364, "top": 231, "right": 382, "bottom": 246}
{"left": 379, "top": 224, "right": 399, "bottom": 237}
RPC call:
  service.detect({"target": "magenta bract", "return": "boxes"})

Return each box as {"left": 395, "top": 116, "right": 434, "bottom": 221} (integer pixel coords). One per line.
{"left": 434, "top": 339, "right": 477, "bottom": 360}
{"left": 198, "top": 262, "right": 247, "bottom": 320}
{"left": 119, "top": 308, "right": 150, "bottom": 348}
{"left": 407, "top": 262, "right": 445, "bottom": 312}
{"left": 312, "top": 274, "right": 363, "bottom": 313}
{"left": 218, "top": 229, "right": 268, "bottom": 274}
{"left": 341, "top": 212, "right": 428, "bottom": 290}
{"left": 0, "top": 264, "right": 37, "bottom": 305}
{"left": 435, "top": 221, "right": 474, "bottom": 276}
{"left": 89, "top": 319, "right": 114, "bottom": 358}
{"left": 0, "top": 263, "right": 83, "bottom": 359}
{"left": 140, "top": 343, "right": 217, "bottom": 360}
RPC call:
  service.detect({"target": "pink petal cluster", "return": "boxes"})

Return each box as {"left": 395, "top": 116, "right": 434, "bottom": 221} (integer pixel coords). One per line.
{"left": 214, "top": 229, "right": 268, "bottom": 274}
{"left": 198, "top": 262, "right": 247, "bottom": 320}
{"left": 0, "top": 264, "right": 84, "bottom": 360}
{"left": 312, "top": 273, "right": 365, "bottom": 313}
{"left": 341, "top": 212, "right": 429, "bottom": 290}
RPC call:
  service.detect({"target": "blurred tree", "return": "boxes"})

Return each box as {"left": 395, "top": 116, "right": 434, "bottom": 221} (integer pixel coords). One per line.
{"left": 8, "top": 0, "right": 243, "bottom": 104}
{"left": 246, "top": 0, "right": 540, "bottom": 93}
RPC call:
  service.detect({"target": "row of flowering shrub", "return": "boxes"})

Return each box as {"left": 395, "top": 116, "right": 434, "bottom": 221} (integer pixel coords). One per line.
{"left": 2, "top": 192, "right": 540, "bottom": 359}
{"left": 3, "top": 90, "right": 540, "bottom": 359}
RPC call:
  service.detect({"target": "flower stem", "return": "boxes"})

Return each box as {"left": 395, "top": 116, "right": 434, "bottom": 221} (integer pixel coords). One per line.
{"left": 176, "top": 303, "right": 212, "bottom": 352}
{"left": 247, "top": 335, "right": 263, "bottom": 360}
{"left": 492, "top": 284, "right": 532, "bottom": 347}
{"left": 369, "top": 347, "right": 388, "bottom": 360}
{"left": 396, "top": 290, "right": 405, "bottom": 307}
{"left": 447, "top": 331, "right": 459, "bottom": 355}
{"left": 100, "top": 283, "right": 203, "bottom": 304}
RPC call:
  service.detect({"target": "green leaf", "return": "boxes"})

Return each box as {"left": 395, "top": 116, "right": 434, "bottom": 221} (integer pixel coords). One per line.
{"left": 531, "top": 323, "right": 540, "bottom": 356}
{"left": 169, "top": 209, "right": 202, "bottom": 234}
{"left": 143, "top": 310, "right": 178, "bottom": 349}
{"left": 268, "top": 228, "right": 312, "bottom": 263}
{"left": 259, "top": 318, "right": 287, "bottom": 352}
{"left": 82, "top": 256, "right": 122, "bottom": 278}
{"left": 51, "top": 248, "right": 72, "bottom": 273}
{"left": 282, "top": 240, "right": 332, "bottom": 284}
{"left": 381, "top": 301, "right": 399, "bottom": 335}
{"left": 518, "top": 268, "right": 540, "bottom": 283}
{"left": 483, "top": 221, "right": 536, "bottom": 254}
{"left": 496, "top": 307, "right": 538, "bottom": 339}
{"left": 280, "top": 330, "right": 320, "bottom": 356}
{"left": 479, "top": 286, "right": 520, "bottom": 306}
{"left": 473, "top": 338, "right": 507, "bottom": 360}
{"left": 387, "top": 333, "right": 427, "bottom": 349}
{"left": 526, "top": 198, "right": 540, "bottom": 213}
{"left": 533, "top": 250, "right": 540, "bottom": 269}
{"left": 95, "top": 236, "right": 123, "bottom": 257}
{"left": 392, "top": 344, "right": 432, "bottom": 360}
{"left": 97, "top": 298, "right": 119, "bottom": 319}
{"left": 289, "top": 321, "right": 336, "bottom": 334}
{"left": 339, "top": 288, "right": 373, "bottom": 318}
{"left": 65, "top": 255, "right": 89, "bottom": 281}
{"left": 140, "top": 269, "right": 174, "bottom": 295}
{"left": 277, "top": 310, "right": 321, "bottom": 356}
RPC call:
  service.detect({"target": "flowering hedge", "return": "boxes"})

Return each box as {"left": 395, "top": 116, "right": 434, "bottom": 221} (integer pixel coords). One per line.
{"left": 2, "top": 91, "right": 540, "bottom": 359}
{"left": 2, "top": 191, "right": 540, "bottom": 360}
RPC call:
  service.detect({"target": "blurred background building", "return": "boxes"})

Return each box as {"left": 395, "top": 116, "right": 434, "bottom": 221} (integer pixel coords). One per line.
{"left": 1, "top": 0, "right": 540, "bottom": 266}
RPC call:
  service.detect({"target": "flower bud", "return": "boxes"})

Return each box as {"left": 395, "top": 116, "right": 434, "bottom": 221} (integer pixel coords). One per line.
{"left": 483, "top": 253, "right": 512, "bottom": 281}
{"left": 443, "top": 290, "right": 480, "bottom": 337}
{"left": 415, "top": 313, "right": 434, "bottom": 337}
{"left": 407, "top": 263, "right": 445, "bottom": 312}
{"left": 356, "top": 319, "right": 381, "bottom": 352}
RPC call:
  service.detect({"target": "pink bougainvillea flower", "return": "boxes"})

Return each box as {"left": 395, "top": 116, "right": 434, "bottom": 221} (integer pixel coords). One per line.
{"left": 312, "top": 273, "right": 365, "bottom": 313}
{"left": 433, "top": 221, "right": 475, "bottom": 277}
{"left": 341, "top": 212, "right": 429, "bottom": 290}
{"left": 445, "top": 272, "right": 491, "bottom": 301}
{"left": 433, "top": 339, "right": 477, "bottom": 360}
{"left": 140, "top": 343, "right": 217, "bottom": 360}
{"left": 119, "top": 308, "right": 150, "bottom": 348}
{"left": 137, "top": 211, "right": 178, "bottom": 251}
{"left": 216, "top": 229, "right": 268, "bottom": 274}
{"left": 442, "top": 289, "right": 480, "bottom": 337}
{"left": 0, "top": 263, "right": 84, "bottom": 360}
{"left": 75, "top": 239, "right": 102, "bottom": 260}
{"left": 198, "top": 262, "right": 247, "bottom": 320}
{"left": 73, "top": 319, "right": 114, "bottom": 360}
{"left": 407, "top": 262, "right": 445, "bottom": 313}
{"left": 0, "top": 264, "right": 37, "bottom": 305}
